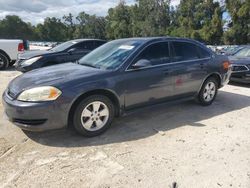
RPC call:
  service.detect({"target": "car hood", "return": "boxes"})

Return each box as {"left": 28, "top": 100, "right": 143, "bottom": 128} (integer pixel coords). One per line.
{"left": 18, "top": 50, "right": 54, "bottom": 59}
{"left": 229, "top": 56, "right": 250, "bottom": 65}
{"left": 8, "top": 63, "right": 107, "bottom": 96}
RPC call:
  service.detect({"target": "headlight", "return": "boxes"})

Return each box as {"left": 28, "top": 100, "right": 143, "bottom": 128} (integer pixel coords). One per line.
{"left": 17, "top": 86, "right": 62, "bottom": 102}
{"left": 22, "top": 56, "right": 42, "bottom": 66}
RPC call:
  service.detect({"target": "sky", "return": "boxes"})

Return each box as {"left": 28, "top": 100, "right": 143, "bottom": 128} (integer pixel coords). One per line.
{"left": 0, "top": 0, "right": 181, "bottom": 25}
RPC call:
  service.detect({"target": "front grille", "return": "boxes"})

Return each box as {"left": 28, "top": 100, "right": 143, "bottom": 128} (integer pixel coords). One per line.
{"left": 232, "top": 65, "right": 249, "bottom": 72}
{"left": 13, "top": 118, "right": 47, "bottom": 126}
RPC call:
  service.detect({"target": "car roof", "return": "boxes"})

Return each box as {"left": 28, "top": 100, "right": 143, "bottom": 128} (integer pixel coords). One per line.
{"left": 69, "top": 39, "right": 106, "bottom": 43}
{"left": 113, "top": 37, "right": 204, "bottom": 45}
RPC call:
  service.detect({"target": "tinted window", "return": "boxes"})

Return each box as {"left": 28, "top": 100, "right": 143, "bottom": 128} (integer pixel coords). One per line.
{"left": 82, "top": 41, "right": 95, "bottom": 50}
{"left": 171, "top": 42, "right": 200, "bottom": 62}
{"left": 95, "top": 41, "right": 106, "bottom": 48}
{"left": 198, "top": 46, "right": 211, "bottom": 58}
{"left": 72, "top": 42, "right": 85, "bottom": 50}
{"left": 135, "top": 42, "right": 170, "bottom": 66}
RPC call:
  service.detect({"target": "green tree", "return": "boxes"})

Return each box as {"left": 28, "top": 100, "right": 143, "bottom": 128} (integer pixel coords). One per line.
{"left": 200, "top": 6, "right": 223, "bottom": 44}
{"left": 132, "top": 0, "right": 170, "bottom": 37}
{"left": 0, "top": 15, "right": 36, "bottom": 40}
{"left": 63, "top": 13, "right": 76, "bottom": 40}
{"left": 106, "top": 0, "right": 132, "bottom": 39}
{"left": 224, "top": 0, "right": 250, "bottom": 44}
{"left": 74, "top": 12, "right": 106, "bottom": 39}
{"left": 169, "top": 0, "right": 223, "bottom": 44}
{"left": 35, "top": 17, "right": 67, "bottom": 41}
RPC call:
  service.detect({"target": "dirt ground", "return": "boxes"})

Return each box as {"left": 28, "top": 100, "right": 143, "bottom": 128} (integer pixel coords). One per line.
{"left": 0, "top": 69, "right": 250, "bottom": 188}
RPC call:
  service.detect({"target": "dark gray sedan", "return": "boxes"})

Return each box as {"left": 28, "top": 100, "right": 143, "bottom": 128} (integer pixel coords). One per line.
{"left": 3, "top": 37, "right": 231, "bottom": 137}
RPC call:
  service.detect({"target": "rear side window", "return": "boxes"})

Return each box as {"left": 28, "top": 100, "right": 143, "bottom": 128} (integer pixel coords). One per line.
{"left": 136, "top": 42, "right": 170, "bottom": 66}
{"left": 171, "top": 41, "right": 200, "bottom": 62}
{"left": 198, "top": 47, "right": 211, "bottom": 58}
{"left": 80, "top": 41, "right": 95, "bottom": 50}
{"left": 94, "top": 41, "right": 106, "bottom": 49}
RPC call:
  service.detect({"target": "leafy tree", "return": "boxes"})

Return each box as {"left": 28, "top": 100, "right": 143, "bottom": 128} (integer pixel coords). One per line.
{"left": 106, "top": 0, "right": 132, "bottom": 39}
{"left": 63, "top": 13, "right": 76, "bottom": 40}
{"left": 74, "top": 12, "right": 106, "bottom": 39}
{"left": 132, "top": 0, "right": 171, "bottom": 36}
{"left": 35, "top": 17, "right": 67, "bottom": 41}
{"left": 0, "top": 0, "right": 248, "bottom": 45}
{"left": 169, "top": 0, "right": 223, "bottom": 44}
{"left": 224, "top": 0, "right": 250, "bottom": 44}
{"left": 0, "top": 15, "right": 36, "bottom": 40}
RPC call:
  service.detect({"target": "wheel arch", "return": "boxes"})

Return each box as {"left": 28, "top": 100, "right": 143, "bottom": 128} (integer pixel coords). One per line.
{"left": 198, "top": 73, "right": 222, "bottom": 94}
{"left": 68, "top": 89, "right": 121, "bottom": 127}
{"left": 0, "top": 49, "right": 11, "bottom": 62}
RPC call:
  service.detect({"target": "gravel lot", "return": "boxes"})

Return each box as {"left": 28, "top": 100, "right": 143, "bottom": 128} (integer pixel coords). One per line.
{"left": 0, "top": 69, "right": 250, "bottom": 188}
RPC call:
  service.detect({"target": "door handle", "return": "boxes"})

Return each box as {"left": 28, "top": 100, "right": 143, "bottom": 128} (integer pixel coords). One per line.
{"left": 200, "top": 63, "right": 204, "bottom": 69}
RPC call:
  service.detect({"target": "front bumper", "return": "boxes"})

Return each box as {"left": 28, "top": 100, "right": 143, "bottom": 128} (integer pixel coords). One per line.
{"left": 15, "top": 63, "right": 31, "bottom": 73}
{"left": 230, "top": 72, "right": 250, "bottom": 84}
{"left": 2, "top": 91, "right": 69, "bottom": 132}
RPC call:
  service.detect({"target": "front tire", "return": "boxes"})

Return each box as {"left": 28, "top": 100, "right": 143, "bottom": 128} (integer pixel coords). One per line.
{"left": 73, "top": 95, "right": 115, "bottom": 137}
{"left": 0, "top": 53, "right": 9, "bottom": 70}
{"left": 198, "top": 77, "right": 218, "bottom": 106}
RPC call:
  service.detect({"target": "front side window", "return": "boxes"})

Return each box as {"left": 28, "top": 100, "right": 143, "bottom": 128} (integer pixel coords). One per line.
{"left": 171, "top": 41, "right": 200, "bottom": 62}
{"left": 134, "top": 42, "right": 170, "bottom": 66}
{"left": 198, "top": 46, "right": 211, "bottom": 58}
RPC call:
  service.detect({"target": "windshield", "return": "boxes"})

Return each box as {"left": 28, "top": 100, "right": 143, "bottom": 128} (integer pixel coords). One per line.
{"left": 233, "top": 48, "right": 250, "bottom": 57}
{"left": 78, "top": 40, "right": 144, "bottom": 70}
{"left": 50, "top": 41, "right": 77, "bottom": 52}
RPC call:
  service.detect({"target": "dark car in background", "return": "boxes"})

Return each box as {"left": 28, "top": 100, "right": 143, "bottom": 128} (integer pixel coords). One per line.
{"left": 3, "top": 37, "right": 231, "bottom": 137}
{"left": 15, "top": 39, "right": 106, "bottom": 72}
{"left": 229, "top": 46, "right": 250, "bottom": 83}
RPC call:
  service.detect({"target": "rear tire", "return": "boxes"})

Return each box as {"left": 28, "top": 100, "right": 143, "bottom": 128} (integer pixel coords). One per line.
{"left": 197, "top": 77, "right": 218, "bottom": 106}
{"left": 73, "top": 95, "right": 115, "bottom": 137}
{"left": 0, "top": 53, "right": 9, "bottom": 70}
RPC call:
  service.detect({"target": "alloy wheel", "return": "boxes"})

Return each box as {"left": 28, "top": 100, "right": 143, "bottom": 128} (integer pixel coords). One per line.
{"left": 203, "top": 81, "right": 216, "bottom": 102}
{"left": 80, "top": 101, "right": 109, "bottom": 131}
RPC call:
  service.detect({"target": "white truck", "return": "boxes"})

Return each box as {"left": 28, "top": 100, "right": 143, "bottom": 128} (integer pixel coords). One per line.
{"left": 0, "top": 39, "right": 24, "bottom": 70}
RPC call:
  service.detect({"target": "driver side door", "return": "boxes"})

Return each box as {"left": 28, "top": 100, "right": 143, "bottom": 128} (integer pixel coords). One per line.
{"left": 124, "top": 41, "right": 174, "bottom": 110}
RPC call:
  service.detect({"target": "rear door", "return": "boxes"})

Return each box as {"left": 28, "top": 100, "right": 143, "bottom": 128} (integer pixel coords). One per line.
{"left": 124, "top": 41, "right": 175, "bottom": 109}
{"left": 169, "top": 41, "right": 211, "bottom": 96}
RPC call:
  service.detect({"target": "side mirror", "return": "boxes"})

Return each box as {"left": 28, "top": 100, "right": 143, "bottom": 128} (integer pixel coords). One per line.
{"left": 132, "top": 59, "right": 152, "bottom": 69}
{"left": 67, "top": 48, "right": 76, "bottom": 54}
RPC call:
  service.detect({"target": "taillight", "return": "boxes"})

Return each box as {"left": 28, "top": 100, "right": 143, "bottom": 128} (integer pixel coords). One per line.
{"left": 222, "top": 61, "right": 231, "bottom": 70}
{"left": 18, "top": 43, "right": 24, "bottom": 52}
